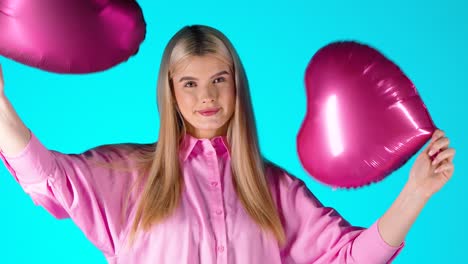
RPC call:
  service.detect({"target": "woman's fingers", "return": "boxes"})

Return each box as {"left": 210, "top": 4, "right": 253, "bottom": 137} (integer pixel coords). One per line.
{"left": 431, "top": 148, "right": 456, "bottom": 166}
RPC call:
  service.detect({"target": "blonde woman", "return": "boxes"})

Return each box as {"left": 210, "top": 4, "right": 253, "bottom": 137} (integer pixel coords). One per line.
{"left": 0, "top": 25, "right": 455, "bottom": 263}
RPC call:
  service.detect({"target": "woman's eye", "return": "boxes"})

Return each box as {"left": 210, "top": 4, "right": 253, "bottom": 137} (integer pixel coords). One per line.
{"left": 184, "top": 81, "right": 196, "bottom": 87}
{"left": 213, "top": 77, "right": 225, "bottom": 83}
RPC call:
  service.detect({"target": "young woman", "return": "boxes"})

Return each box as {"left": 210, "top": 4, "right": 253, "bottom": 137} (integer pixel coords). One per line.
{"left": 0, "top": 25, "right": 455, "bottom": 263}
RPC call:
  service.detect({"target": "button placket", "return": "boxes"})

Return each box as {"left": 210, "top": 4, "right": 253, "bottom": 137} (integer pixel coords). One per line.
{"left": 217, "top": 245, "right": 224, "bottom": 252}
{"left": 201, "top": 140, "right": 228, "bottom": 259}
{"left": 209, "top": 153, "right": 224, "bottom": 218}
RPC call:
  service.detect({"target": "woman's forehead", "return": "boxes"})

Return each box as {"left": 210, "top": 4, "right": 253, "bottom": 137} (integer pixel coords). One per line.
{"left": 171, "top": 55, "right": 232, "bottom": 77}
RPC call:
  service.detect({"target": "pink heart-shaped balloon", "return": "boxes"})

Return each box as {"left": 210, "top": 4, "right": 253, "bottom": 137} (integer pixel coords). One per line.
{"left": 0, "top": 0, "right": 146, "bottom": 73}
{"left": 297, "top": 41, "right": 436, "bottom": 189}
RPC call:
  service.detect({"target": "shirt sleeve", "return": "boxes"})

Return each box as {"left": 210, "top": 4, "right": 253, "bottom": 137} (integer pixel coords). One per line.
{"left": 276, "top": 173, "right": 405, "bottom": 264}
{"left": 0, "top": 129, "right": 137, "bottom": 257}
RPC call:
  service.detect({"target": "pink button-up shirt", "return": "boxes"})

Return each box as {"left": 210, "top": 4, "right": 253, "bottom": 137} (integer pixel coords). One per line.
{"left": 0, "top": 130, "right": 404, "bottom": 263}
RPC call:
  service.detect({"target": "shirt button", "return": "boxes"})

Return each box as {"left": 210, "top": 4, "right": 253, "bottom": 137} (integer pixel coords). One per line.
{"left": 216, "top": 209, "right": 223, "bottom": 215}
{"left": 217, "top": 245, "right": 224, "bottom": 252}
{"left": 210, "top": 182, "right": 218, "bottom": 188}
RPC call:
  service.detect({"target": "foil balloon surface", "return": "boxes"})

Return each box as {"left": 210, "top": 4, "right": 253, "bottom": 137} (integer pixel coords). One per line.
{"left": 0, "top": 0, "right": 146, "bottom": 73}
{"left": 297, "top": 41, "right": 436, "bottom": 188}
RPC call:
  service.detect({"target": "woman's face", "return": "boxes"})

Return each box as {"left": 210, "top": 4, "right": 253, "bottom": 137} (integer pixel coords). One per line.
{"left": 171, "top": 55, "right": 235, "bottom": 139}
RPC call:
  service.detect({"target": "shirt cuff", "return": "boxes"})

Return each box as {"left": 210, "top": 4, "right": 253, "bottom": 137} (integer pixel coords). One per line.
{"left": 0, "top": 129, "right": 56, "bottom": 184}
{"left": 355, "top": 218, "right": 405, "bottom": 263}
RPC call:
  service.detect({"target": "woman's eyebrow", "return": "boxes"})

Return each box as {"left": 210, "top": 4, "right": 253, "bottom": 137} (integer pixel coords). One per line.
{"left": 179, "top": 70, "right": 229, "bottom": 82}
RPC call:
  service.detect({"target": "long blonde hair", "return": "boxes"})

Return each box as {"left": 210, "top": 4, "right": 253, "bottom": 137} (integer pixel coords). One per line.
{"left": 94, "top": 25, "right": 287, "bottom": 249}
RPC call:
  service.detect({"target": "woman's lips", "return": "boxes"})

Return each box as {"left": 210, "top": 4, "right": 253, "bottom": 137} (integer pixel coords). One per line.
{"left": 198, "top": 108, "right": 220, "bottom": 116}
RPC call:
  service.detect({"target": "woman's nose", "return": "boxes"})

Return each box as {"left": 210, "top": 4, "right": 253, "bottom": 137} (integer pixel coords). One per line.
{"left": 201, "top": 85, "right": 216, "bottom": 103}
{"left": 202, "top": 97, "right": 215, "bottom": 103}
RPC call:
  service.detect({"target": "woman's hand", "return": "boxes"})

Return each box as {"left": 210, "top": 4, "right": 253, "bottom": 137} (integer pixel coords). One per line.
{"left": 407, "top": 129, "right": 456, "bottom": 199}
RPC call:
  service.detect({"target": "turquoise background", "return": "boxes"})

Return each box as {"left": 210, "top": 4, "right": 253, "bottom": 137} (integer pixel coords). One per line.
{"left": 0, "top": 0, "right": 466, "bottom": 263}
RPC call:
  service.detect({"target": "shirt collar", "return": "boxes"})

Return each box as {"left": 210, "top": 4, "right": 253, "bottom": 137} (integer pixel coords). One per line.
{"left": 179, "top": 133, "right": 230, "bottom": 162}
